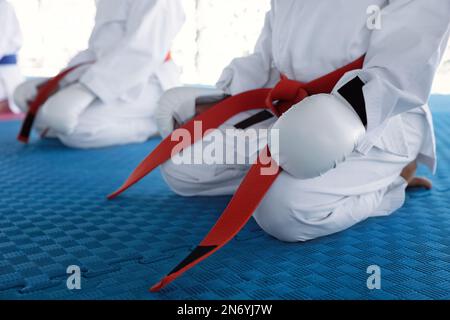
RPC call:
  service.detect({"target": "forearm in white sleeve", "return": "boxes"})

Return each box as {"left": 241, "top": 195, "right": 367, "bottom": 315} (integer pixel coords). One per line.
{"left": 0, "top": 3, "right": 8, "bottom": 57}
{"left": 216, "top": 1, "right": 277, "bottom": 95}
{"left": 0, "top": 1, "right": 22, "bottom": 58}
{"left": 80, "top": 0, "right": 185, "bottom": 103}
{"left": 334, "top": 0, "right": 450, "bottom": 134}
{"left": 58, "top": 50, "right": 97, "bottom": 88}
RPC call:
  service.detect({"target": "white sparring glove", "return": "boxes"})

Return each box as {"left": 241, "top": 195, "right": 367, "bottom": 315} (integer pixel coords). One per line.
{"left": 269, "top": 94, "right": 366, "bottom": 180}
{"left": 39, "top": 83, "right": 96, "bottom": 135}
{"left": 155, "top": 86, "right": 227, "bottom": 139}
{"left": 13, "top": 78, "right": 49, "bottom": 113}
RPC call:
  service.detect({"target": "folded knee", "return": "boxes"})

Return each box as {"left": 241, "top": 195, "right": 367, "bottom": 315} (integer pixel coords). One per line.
{"left": 254, "top": 206, "right": 305, "bottom": 243}
{"left": 161, "top": 161, "right": 218, "bottom": 197}
{"left": 58, "top": 133, "right": 89, "bottom": 149}
{"left": 160, "top": 161, "right": 196, "bottom": 196}
{"left": 57, "top": 121, "right": 153, "bottom": 149}
{"left": 254, "top": 202, "right": 337, "bottom": 243}
{"left": 253, "top": 180, "right": 341, "bottom": 243}
{"left": 253, "top": 184, "right": 311, "bottom": 243}
{"left": 58, "top": 128, "right": 99, "bottom": 149}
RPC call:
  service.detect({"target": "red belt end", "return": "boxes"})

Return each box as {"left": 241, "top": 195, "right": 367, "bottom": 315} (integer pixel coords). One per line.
{"left": 150, "top": 277, "right": 171, "bottom": 292}
{"left": 17, "top": 135, "right": 29, "bottom": 144}
{"left": 108, "top": 181, "right": 134, "bottom": 200}
{"left": 107, "top": 190, "right": 121, "bottom": 200}
{"left": 107, "top": 185, "right": 129, "bottom": 200}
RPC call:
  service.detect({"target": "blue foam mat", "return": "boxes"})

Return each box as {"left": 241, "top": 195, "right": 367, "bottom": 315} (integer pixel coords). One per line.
{"left": 0, "top": 95, "right": 450, "bottom": 300}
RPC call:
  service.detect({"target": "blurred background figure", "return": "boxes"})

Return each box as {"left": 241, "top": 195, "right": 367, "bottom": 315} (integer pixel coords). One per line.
{"left": 0, "top": 0, "right": 24, "bottom": 115}
{"left": 14, "top": 0, "right": 185, "bottom": 148}
{"left": 5, "top": 0, "right": 450, "bottom": 142}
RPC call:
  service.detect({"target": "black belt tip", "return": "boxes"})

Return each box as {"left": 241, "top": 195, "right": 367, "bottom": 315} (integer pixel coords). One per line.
{"left": 168, "top": 245, "right": 217, "bottom": 276}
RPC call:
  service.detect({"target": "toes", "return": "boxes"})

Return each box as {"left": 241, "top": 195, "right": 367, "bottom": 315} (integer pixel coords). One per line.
{"left": 407, "top": 177, "right": 433, "bottom": 190}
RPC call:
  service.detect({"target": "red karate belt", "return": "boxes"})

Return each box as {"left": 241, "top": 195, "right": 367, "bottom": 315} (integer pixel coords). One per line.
{"left": 17, "top": 63, "right": 92, "bottom": 143}
{"left": 108, "top": 56, "right": 365, "bottom": 291}
{"left": 18, "top": 52, "right": 172, "bottom": 143}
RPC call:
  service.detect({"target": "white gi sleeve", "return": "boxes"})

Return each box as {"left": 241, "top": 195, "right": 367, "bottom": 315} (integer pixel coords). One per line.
{"left": 216, "top": 0, "right": 278, "bottom": 95}
{"left": 79, "top": 0, "right": 185, "bottom": 103}
{"left": 334, "top": 0, "right": 450, "bottom": 134}
{"left": 0, "top": 1, "right": 22, "bottom": 57}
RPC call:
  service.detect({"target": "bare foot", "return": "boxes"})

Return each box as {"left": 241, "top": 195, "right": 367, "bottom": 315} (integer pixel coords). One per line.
{"left": 400, "top": 161, "right": 433, "bottom": 190}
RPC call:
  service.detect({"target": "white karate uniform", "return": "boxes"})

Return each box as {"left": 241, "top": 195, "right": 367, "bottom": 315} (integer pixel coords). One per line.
{"left": 161, "top": 0, "right": 450, "bottom": 242}
{"left": 0, "top": 0, "right": 23, "bottom": 113}
{"left": 54, "top": 0, "right": 185, "bottom": 148}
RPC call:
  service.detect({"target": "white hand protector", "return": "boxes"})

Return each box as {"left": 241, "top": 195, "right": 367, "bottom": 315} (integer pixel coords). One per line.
{"left": 269, "top": 94, "right": 366, "bottom": 180}
{"left": 156, "top": 86, "right": 226, "bottom": 138}
{"left": 39, "top": 83, "right": 96, "bottom": 135}
{"left": 13, "top": 78, "right": 48, "bottom": 113}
